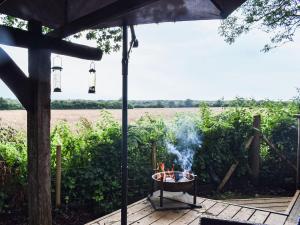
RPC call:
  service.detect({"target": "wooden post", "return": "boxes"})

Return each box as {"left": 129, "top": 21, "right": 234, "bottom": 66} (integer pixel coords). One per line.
{"left": 249, "top": 115, "right": 261, "bottom": 185}
{"left": 151, "top": 142, "right": 157, "bottom": 171}
{"left": 56, "top": 145, "right": 62, "bottom": 208}
{"left": 297, "top": 116, "right": 300, "bottom": 190}
{"left": 27, "top": 21, "right": 52, "bottom": 225}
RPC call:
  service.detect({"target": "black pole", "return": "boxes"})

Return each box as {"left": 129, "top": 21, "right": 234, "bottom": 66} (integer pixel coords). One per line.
{"left": 121, "top": 23, "right": 128, "bottom": 225}
{"left": 297, "top": 115, "right": 300, "bottom": 190}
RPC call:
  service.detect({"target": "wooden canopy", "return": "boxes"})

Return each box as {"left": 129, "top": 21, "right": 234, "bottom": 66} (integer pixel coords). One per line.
{"left": 0, "top": 1, "right": 246, "bottom": 225}
{"left": 0, "top": 0, "right": 245, "bottom": 38}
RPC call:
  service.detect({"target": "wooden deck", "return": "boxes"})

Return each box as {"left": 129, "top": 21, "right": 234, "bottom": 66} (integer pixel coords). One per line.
{"left": 224, "top": 196, "right": 293, "bottom": 213}
{"left": 86, "top": 191, "right": 300, "bottom": 225}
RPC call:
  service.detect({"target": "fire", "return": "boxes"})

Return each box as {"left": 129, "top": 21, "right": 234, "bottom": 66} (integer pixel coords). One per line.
{"left": 157, "top": 162, "right": 176, "bottom": 182}
{"left": 159, "top": 162, "right": 165, "bottom": 172}
{"left": 155, "top": 162, "right": 193, "bottom": 183}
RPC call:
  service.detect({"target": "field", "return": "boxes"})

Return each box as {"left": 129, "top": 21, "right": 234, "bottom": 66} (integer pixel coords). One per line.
{"left": 0, "top": 108, "right": 224, "bottom": 131}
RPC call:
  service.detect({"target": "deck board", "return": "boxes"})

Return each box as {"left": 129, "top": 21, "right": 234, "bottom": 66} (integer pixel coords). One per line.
{"left": 96, "top": 200, "right": 149, "bottom": 225}
{"left": 169, "top": 209, "right": 202, "bottom": 225}
{"left": 285, "top": 190, "right": 300, "bottom": 225}
{"left": 232, "top": 207, "right": 255, "bottom": 221}
{"left": 151, "top": 210, "right": 189, "bottom": 225}
{"left": 86, "top": 191, "right": 297, "bottom": 225}
{"left": 131, "top": 210, "right": 166, "bottom": 224}
{"left": 264, "top": 213, "right": 287, "bottom": 225}
{"left": 225, "top": 197, "right": 292, "bottom": 213}
{"left": 195, "top": 199, "right": 217, "bottom": 212}
{"left": 248, "top": 210, "right": 270, "bottom": 224}
{"left": 218, "top": 205, "right": 241, "bottom": 219}
{"left": 119, "top": 206, "right": 155, "bottom": 225}
{"left": 206, "top": 202, "right": 229, "bottom": 216}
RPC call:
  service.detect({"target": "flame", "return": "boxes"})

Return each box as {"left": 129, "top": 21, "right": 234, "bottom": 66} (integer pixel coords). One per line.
{"left": 156, "top": 162, "right": 194, "bottom": 183}
{"left": 158, "top": 162, "right": 177, "bottom": 181}
{"left": 159, "top": 162, "right": 165, "bottom": 172}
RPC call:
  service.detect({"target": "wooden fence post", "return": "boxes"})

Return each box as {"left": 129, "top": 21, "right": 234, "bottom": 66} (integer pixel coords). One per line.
{"left": 56, "top": 145, "right": 62, "bottom": 208}
{"left": 249, "top": 115, "right": 261, "bottom": 185}
{"left": 151, "top": 142, "right": 157, "bottom": 171}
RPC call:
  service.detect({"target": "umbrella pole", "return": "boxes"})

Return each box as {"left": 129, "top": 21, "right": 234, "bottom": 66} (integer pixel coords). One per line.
{"left": 121, "top": 23, "right": 128, "bottom": 225}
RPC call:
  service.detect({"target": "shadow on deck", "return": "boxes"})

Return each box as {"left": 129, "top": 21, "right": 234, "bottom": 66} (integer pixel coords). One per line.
{"left": 86, "top": 190, "right": 300, "bottom": 225}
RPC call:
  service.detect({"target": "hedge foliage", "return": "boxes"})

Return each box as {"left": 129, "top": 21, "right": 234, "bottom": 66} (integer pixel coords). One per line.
{"left": 0, "top": 103, "right": 298, "bottom": 215}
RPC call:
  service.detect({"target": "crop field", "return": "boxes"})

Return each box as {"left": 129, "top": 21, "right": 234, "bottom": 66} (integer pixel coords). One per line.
{"left": 0, "top": 108, "right": 224, "bottom": 131}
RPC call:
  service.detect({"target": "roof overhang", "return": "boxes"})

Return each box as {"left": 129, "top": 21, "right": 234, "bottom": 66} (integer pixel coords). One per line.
{"left": 0, "top": 0, "right": 246, "bottom": 38}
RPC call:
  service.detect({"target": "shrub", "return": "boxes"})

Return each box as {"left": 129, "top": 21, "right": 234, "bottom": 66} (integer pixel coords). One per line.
{"left": 0, "top": 103, "right": 299, "bottom": 215}
{"left": 0, "top": 126, "right": 27, "bottom": 212}
{"left": 193, "top": 105, "right": 253, "bottom": 184}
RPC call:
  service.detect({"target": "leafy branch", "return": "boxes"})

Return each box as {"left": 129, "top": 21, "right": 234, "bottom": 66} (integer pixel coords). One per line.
{"left": 219, "top": 0, "right": 300, "bottom": 52}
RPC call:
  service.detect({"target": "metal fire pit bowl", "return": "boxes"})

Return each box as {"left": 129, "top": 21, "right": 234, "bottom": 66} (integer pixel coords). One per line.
{"left": 152, "top": 171, "right": 195, "bottom": 192}
{"left": 148, "top": 171, "right": 201, "bottom": 210}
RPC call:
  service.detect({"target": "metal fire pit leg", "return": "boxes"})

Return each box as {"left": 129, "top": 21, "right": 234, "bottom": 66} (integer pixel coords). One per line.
{"left": 150, "top": 178, "right": 154, "bottom": 197}
{"left": 160, "top": 176, "right": 164, "bottom": 207}
{"left": 193, "top": 175, "right": 197, "bottom": 205}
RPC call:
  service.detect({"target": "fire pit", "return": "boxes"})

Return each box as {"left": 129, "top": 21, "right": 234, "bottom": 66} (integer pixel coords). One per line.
{"left": 148, "top": 170, "right": 201, "bottom": 210}
{"left": 152, "top": 171, "right": 195, "bottom": 192}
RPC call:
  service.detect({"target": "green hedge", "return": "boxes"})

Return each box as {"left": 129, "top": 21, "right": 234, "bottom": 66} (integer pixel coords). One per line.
{"left": 0, "top": 105, "right": 298, "bottom": 215}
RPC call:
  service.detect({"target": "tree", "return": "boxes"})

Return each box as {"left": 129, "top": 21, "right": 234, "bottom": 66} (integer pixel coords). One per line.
{"left": 219, "top": 0, "right": 300, "bottom": 52}
{"left": 184, "top": 99, "right": 193, "bottom": 107}
{"left": 0, "top": 15, "right": 122, "bottom": 54}
{"left": 213, "top": 98, "right": 225, "bottom": 107}
{"left": 0, "top": 97, "right": 9, "bottom": 109}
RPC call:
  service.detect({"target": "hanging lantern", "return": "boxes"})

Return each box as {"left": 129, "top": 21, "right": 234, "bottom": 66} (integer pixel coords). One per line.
{"left": 52, "top": 55, "right": 63, "bottom": 92}
{"left": 88, "top": 62, "right": 96, "bottom": 94}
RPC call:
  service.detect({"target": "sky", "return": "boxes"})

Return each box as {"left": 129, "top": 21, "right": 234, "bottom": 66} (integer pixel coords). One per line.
{"left": 0, "top": 20, "right": 299, "bottom": 101}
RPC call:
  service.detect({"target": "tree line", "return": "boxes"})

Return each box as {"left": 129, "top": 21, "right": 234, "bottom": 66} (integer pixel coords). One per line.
{"left": 0, "top": 97, "right": 293, "bottom": 110}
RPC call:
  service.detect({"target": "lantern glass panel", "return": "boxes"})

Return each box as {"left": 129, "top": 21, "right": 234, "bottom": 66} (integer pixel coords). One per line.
{"left": 53, "top": 67, "right": 62, "bottom": 92}
{"left": 88, "top": 68, "right": 96, "bottom": 93}
{"left": 52, "top": 55, "right": 63, "bottom": 92}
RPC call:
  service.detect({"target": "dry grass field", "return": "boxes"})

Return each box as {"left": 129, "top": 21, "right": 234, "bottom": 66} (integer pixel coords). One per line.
{"left": 0, "top": 108, "right": 224, "bottom": 131}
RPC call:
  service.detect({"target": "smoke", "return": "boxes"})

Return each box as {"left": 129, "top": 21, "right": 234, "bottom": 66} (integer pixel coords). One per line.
{"left": 166, "top": 114, "right": 201, "bottom": 172}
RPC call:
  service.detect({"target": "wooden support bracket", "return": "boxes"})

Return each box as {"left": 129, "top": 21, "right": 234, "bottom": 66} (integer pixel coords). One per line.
{"left": 0, "top": 47, "right": 32, "bottom": 110}
{"left": 217, "top": 161, "right": 239, "bottom": 192}
{"left": 0, "top": 25, "right": 102, "bottom": 60}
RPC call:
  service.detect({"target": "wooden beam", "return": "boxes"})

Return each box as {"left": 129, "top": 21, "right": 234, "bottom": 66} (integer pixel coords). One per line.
{"left": 27, "top": 20, "right": 52, "bottom": 225}
{"left": 0, "top": 47, "right": 32, "bottom": 110}
{"left": 0, "top": 25, "right": 102, "bottom": 60}
{"left": 217, "top": 161, "right": 239, "bottom": 192}
{"left": 47, "top": 0, "right": 160, "bottom": 38}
